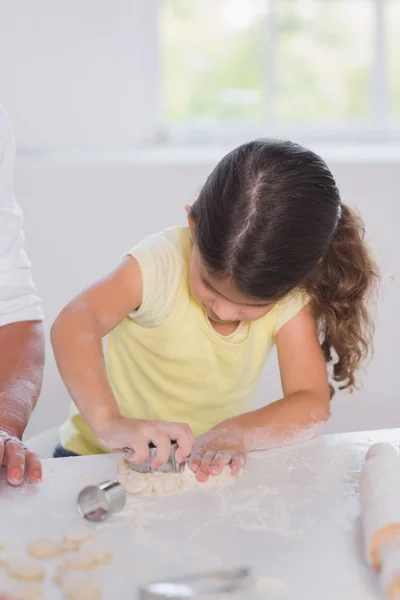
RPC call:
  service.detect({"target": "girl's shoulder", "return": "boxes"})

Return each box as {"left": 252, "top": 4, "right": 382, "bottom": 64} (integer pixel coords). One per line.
{"left": 273, "top": 288, "right": 311, "bottom": 334}
{"left": 123, "top": 227, "right": 190, "bottom": 327}
{"left": 126, "top": 226, "right": 190, "bottom": 264}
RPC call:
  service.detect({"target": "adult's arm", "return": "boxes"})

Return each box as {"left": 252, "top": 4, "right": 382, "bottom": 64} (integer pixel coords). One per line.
{"left": 0, "top": 106, "right": 45, "bottom": 485}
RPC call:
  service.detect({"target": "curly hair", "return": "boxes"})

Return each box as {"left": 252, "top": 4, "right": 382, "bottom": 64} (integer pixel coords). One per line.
{"left": 190, "top": 139, "right": 379, "bottom": 395}
{"left": 304, "top": 203, "right": 378, "bottom": 395}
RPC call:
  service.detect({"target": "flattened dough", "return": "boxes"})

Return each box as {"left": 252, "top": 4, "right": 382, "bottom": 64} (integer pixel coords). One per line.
{"left": 64, "top": 578, "right": 101, "bottom": 600}
{"left": 27, "top": 539, "right": 61, "bottom": 559}
{"left": 54, "top": 544, "right": 112, "bottom": 583}
{"left": 118, "top": 461, "right": 237, "bottom": 495}
{"left": 62, "top": 531, "right": 93, "bottom": 552}
{"left": 67, "top": 544, "right": 112, "bottom": 571}
{"left": 7, "top": 559, "right": 45, "bottom": 582}
{"left": 20, "top": 584, "right": 43, "bottom": 599}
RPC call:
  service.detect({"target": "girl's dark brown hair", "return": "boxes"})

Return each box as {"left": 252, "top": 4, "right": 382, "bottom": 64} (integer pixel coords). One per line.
{"left": 190, "top": 139, "right": 378, "bottom": 394}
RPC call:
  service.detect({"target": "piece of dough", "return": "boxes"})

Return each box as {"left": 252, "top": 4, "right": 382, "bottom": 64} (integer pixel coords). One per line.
{"left": 118, "top": 461, "right": 237, "bottom": 496}
{"left": 6, "top": 559, "right": 45, "bottom": 583}
{"left": 55, "top": 543, "right": 112, "bottom": 580}
{"left": 53, "top": 562, "right": 69, "bottom": 586}
{"left": 20, "top": 584, "right": 43, "bottom": 599}
{"left": 62, "top": 531, "right": 93, "bottom": 552}
{"left": 64, "top": 578, "right": 101, "bottom": 600}
{"left": 67, "top": 542, "right": 112, "bottom": 570}
{"left": 27, "top": 539, "right": 61, "bottom": 559}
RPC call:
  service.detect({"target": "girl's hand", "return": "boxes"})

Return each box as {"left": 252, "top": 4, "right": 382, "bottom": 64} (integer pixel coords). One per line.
{"left": 188, "top": 425, "right": 247, "bottom": 482}
{"left": 94, "top": 415, "right": 195, "bottom": 469}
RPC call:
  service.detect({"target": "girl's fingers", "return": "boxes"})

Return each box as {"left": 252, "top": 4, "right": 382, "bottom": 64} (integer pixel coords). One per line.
{"left": 210, "top": 451, "right": 231, "bottom": 476}
{"left": 188, "top": 452, "right": 203, "bottom": 473}
{"left": 230, "top": 454, "right": 245, "bottom": 476}
{"left": 25, "top": 450, "right": 42, "bottom": 483}
{"left": 167, "top": 423, "right": 195, "bottom": 463}
{"left": 126, "top": 439, "right": 150, "bottom": 465}
{"left": 197, "top": 451, "right": 216, "bottom": 482}
{"left": 149, "top": 433, "right": 172, "bottom": 469}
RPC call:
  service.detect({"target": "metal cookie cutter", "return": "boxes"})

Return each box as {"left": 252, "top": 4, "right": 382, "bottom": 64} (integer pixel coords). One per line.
{"left": 125, "top": 440, "right": 185, "bottom": 474}
{"left": 139, "top": 566, "right": 254, "bottom": 599}
{"left": 77, "top": 479, "right": 126, "bottom": 522}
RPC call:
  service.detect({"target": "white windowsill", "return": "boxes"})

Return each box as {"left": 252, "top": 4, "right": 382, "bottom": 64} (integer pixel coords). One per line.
{"left": 16, "top": 142, "right": 400, "bottom": 168}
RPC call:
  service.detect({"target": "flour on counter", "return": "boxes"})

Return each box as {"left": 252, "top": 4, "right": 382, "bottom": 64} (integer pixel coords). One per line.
{"left": 257, "top": 577, "right": 289, "bottom": 591}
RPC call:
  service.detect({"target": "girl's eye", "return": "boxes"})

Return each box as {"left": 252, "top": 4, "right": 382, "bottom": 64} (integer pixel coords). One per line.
{"left": 202, "top": 278, "right": 214, "bottom": 291}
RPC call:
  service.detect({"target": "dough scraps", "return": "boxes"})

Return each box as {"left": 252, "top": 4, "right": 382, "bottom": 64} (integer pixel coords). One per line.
{"left": 20, "top": 584, "right": 43, "bottom": 599}
{"left": 27, "top": 539, "right": 61, "bottom": 559}
{"left": 66, "top": 543, "right": 112, "bottom": 571}
{"left": 118, "top": 461, "right": 237, "bottom": 495}
{"left": 54, "top": 544, "right": 112, "bottom": 584}
{"left": 64, "top": 577, "right": 101, "bottom": 600}
{"left": 6, "top": 559, "right": 45, "bottom": 582}
{"left": 62, "top": 531, "right": 94, "bottom": 553}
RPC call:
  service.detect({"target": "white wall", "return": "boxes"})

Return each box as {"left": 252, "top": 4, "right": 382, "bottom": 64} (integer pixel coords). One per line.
{"left": 0, "top": 1, "right": 161, "bottom": 151}
{"left": 18, "top": 149, "right": 399, "bottom": 440}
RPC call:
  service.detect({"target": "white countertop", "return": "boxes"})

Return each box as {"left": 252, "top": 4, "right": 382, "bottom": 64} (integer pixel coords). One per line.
{"left": 1, "top": 429, "right": 399, "bottom": 599}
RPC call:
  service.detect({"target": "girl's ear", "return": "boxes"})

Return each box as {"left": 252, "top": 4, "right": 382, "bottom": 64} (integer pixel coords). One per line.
{"left": 184, "top": 204, "right": 191, "bottom": 214}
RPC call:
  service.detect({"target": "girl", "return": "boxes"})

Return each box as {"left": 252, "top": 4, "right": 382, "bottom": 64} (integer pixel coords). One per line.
{"left": 51, "top": 139, "right": 377, "bottom": 482}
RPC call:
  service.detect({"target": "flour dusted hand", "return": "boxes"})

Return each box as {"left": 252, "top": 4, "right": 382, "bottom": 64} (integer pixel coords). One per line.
{"left": 94, "top": 415, "right": 195, "bottom": 468}
{"left": 189, "top": 425, "right": 247, "bottom": 482}
{"left": 0, "top": 430, "right": 42, "bottom": 486}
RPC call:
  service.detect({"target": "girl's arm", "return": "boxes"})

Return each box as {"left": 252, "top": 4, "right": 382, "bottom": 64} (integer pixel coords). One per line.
{"left": 189, "top": 305, "right": 330, "bottom": 480}
{"left": 51, "top": 257, "right": 194, "bottom": 466}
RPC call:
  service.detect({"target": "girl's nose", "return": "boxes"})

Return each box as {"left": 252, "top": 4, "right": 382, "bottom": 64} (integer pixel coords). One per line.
{"left": 211, "top": 300, "right": 237, "bottom": 322}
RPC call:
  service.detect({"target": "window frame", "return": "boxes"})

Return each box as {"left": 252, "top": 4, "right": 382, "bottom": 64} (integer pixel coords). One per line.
{"left": 157, "top": 0, "right": 400, "bottom": 146}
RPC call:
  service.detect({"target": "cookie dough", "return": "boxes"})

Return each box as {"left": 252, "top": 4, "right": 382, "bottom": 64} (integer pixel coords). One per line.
{"left": 67, "top": 543, "right": 112, "bottom": 571}
{"left": 64, "top": 578, "right": 101, "bottom": 600}
{"left": 54, "top": 544, "right": 112, "bottom": 584}
{"left": 20, "top": 584, "right": 43, "bottom": 599}
{"left": 62, "top": 531, "right": 93, "bottom": 552}
{"left": 7, "top": 559, "right": 45, "bottom": 582}
{"left": 118, "top": 461, "right": 236, "bottom": 495}
{"left": 27, "top": 539, "right": 61, "bottom": 559}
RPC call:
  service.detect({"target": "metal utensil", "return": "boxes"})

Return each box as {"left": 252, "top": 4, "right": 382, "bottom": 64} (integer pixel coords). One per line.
{"left": 139, "top": 566, "right": 254, "bottom": 599}
{"left": 77, "top": 479, "right": 126, "bottom": 522}
{"left": 125, "top": 440, "right": 184, "bottom": 474}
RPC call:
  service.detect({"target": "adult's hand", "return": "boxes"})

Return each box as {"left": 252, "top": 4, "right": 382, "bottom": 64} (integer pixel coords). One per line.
{"left": 0, "top": 430, "right": 42, "bottom": 485}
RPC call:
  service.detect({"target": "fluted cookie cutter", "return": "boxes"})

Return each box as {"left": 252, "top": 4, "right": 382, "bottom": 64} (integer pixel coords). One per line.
{"left": 77, "top": 441, "right": 183, "bottom": 521}
{"left": 139, "top": 566, "right": 254, "bottom": 599}
{"left": 77, "top": 479, "right": 126, "bottom": 522}
{"left": 124, "top": 440, "right": 185, "bottom": 474}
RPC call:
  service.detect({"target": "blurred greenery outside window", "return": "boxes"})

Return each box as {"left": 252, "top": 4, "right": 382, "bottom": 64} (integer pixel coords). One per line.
{"left": 161, "top": 0, "right": 400, "bottom": 142}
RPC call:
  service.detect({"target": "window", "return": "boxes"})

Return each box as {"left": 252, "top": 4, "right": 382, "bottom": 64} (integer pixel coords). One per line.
{"left": 1, "top": 0, "right": 398, "bottom": 151}
{"left": 161, "top": 0, "right": 400, "bottom": 143}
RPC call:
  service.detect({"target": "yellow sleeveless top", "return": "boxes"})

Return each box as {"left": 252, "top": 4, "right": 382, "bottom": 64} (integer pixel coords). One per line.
{"left": 59, "top": 227, "right": 309, "bottom": 455}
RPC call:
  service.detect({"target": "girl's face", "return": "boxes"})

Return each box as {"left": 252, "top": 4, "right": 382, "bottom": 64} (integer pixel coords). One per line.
{"left": 189, "top": 244, "right": 275, "bottom": 325}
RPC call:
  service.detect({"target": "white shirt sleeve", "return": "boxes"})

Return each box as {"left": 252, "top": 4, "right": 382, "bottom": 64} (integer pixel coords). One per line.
{"left": 0, "top": 106, "right": 44, "bottom": 326}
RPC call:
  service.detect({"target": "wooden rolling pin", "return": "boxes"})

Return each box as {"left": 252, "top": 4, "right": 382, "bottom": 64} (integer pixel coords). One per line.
{"left": 360, "top": 442, "right": 400, "bottom": 599}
